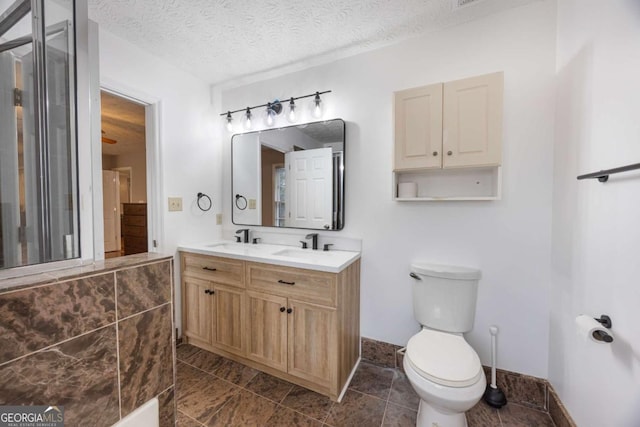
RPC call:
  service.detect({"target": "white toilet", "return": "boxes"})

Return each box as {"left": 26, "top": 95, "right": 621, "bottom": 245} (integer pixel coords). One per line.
{"left": 404, "top": 263, "right": 486, "bottom": 427}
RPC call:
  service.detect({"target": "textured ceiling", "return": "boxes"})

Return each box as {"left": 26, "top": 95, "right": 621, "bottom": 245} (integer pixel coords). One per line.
{"left": 86, "top": 0, "right": 540, "bottom": 85}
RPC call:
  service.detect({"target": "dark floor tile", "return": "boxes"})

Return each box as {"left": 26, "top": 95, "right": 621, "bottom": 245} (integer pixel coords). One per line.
{"left": 211, "top": 358, "right": 259, "bottom": 387}
{"left": 280, "top": 385, "right": 334, "bottom": 422}
{"left": 388, "top": 372, "right": 420, "bottom": 411}
{"left": 177, "top": 362, "right": 211, "bottom": 400}
{"left": 349, "top": 361, "right": 396, "bottom": 399}
{"left": 245, "top": 371, "right": 294, "bottom": 403}
{"left": 177, "top": 410, "right": 203, "bottom": 426}
{"left": 382, "top": 402, "right": 417, "bottom": 427}
{"left": 499, "top": 402, "right": 554, "bottom": 427}
{"left": 362, "top": 337, "right": 400, "bottom": 368}
{"left": 325, "top": 390, "right": 386, "bottom": 427}
{"left": 466, "top": 400, "right": 501, "bottom": 427}
{"left": 264, "top": 405, "right": 323, "bottom": 427}
{"left": 206, "top": 389, "right": 277, "bottom": 426}
{"left": 177, "top": 376, "right": 240, "bottom": 424}
{"left": 176, "top": 344, "right": 202, "bottom": 362}
{"left": 183, "top": 349, "right": 225, "bottom": 373}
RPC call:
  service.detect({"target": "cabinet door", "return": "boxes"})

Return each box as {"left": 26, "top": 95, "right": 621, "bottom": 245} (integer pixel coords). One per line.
{"left": 394, "top": 83, "right": 443, "bottom": 170}
{"left": 287, "top": 299, "right": 337, "bottom": 386}
{"left": 245, "top": 291, "right": 288, "bottom": 371}
{"left": 212, "top": 285, "right": 245, "bottom": 355}
{"left": 183, "top": 277, "right": 213, "bottom": 344}
{"left": 443, "top": 72, "right": 503, "bottom": 168}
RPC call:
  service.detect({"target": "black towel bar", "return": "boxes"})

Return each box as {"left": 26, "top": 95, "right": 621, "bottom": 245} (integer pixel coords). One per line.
{"left": 577, "top": 162, "right": 640, "bottom": 182}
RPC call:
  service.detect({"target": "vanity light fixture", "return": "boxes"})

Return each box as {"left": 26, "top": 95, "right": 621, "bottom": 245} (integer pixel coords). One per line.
{"left": 225, "top": 111, "right": 233, "bottom": 132}
{"left": 219, "top": 90, "right": 331, "bottom": 131}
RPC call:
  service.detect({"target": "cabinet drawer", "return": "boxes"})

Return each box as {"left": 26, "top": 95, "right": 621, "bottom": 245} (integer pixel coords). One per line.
{"left": 246, "top": 262, "right": 336, "bottom": 307}
{"left": 182, "top": 253, "right": 244, "bottom": 288}
{"left": 123, "top": 215, "right": 146, "bottom": 227}
{"left": 123, "top": 204, "right": 146, "bottom": 215}
{"left": 123, "top": 224, "right": 147, "bottom": 237}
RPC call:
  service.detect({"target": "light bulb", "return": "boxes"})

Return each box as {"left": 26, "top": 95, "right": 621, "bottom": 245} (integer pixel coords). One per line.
{"left": 225, "top": 112, "right": 233, "bottom": 132}
{"left": 264, "top": 102, "right": 276, "bottom": 127}
{"left": 243, "top": 107, "right": 252, "bottom": 130}
{"left": 311, "top": 92, "right": 323, "bottom": 119}
{"left": 287, "top": 97, "right": 297, "bottom": 123}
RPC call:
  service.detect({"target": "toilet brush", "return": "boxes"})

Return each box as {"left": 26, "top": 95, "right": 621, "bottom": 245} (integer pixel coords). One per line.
{"left": 483, "top": 325, "right": 507, "bottom": 408}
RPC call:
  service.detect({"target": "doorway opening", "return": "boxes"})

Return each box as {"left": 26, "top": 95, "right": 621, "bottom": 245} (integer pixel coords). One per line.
{"left": 100, "top": 90, "right": 148, "bottom": 259}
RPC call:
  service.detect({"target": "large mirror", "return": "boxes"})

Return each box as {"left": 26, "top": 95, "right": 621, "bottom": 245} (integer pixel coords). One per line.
{"left": 232, "top": 119, "right": 345, "bottom": 230}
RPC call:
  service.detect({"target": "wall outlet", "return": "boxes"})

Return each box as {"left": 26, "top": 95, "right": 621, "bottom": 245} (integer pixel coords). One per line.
{"left": 248, "top": 199, "right": 257, "bottom": 209}
{"left": 168, "top": 197, "right": 182, "bottom": 211}
{"left": 216, "top": 213, "right": 222, "bottom": 225}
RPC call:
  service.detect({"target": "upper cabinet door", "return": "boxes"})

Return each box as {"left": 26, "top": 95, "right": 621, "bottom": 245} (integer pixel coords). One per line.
{"left": 443, "top": 72, "right": 503, "bottom": 168}
{"left": 394, "top": 83, "right": 443, "bottom": 171}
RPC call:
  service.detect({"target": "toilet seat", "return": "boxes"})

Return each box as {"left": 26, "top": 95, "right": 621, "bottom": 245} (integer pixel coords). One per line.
{"left": 406, "top": 329, "right": 482, "bottom": 388}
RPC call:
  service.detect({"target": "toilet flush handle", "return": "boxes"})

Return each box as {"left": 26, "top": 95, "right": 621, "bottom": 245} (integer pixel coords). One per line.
{"left": 409, "top": 272, "right": 421, "bottom": 280}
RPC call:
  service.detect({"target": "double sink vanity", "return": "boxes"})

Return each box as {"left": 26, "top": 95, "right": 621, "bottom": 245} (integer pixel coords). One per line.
{"left": 178, "top": 240, "right": 361, "bottom": 401}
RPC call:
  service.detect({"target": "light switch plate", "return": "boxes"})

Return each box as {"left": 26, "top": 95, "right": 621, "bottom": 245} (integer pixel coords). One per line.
{"left": 168, "top": 197, "right": 182, "bottom": 211}
{"left": 249, "top": 199, "right": 257, "bottom": 209}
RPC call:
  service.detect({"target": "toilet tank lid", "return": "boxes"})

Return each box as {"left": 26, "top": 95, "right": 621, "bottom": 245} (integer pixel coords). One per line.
{"left": 410, "top": 263, "right": 481, "bottom": 280}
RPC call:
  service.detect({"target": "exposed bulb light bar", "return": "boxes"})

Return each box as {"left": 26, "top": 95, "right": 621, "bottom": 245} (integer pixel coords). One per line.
{"left": 219, "top": 90, "right": 331, "bottom": 131}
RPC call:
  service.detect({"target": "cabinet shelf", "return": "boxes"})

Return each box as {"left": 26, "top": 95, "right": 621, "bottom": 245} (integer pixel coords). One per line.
{"left": 393, "top": 166, "right": 502, "bottom": 201}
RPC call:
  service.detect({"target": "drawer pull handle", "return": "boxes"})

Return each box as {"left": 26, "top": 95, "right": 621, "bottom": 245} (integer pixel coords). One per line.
{"left": 279, "top": 307, "right": 286, "bottom": 312}
{"left": 277, "top": 280, "right": 295, "bottom": 286}
{"left": 202, "top": 267, "right": 217, "bottom": 272}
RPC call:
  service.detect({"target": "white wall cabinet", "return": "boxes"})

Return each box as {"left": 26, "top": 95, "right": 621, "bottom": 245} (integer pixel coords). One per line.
{"left": 393, "top": 72, "right": 503, "bottom": 200}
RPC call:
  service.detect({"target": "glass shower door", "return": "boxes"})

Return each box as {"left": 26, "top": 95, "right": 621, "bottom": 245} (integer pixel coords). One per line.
{"left": 0, "top": 0, "right": 77, "bottom": 270}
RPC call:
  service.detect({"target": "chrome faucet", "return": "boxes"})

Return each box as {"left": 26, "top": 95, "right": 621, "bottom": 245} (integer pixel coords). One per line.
{"left": 305, "top": 233, "right": 319, "bottom": 250}
{"left": 236, "top": 228, "right": 250, "bottom": 243}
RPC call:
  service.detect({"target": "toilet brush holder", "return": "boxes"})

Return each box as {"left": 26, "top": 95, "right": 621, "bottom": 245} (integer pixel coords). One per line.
{"left": 483, "top": 325, "right": 507, "bottom": 408}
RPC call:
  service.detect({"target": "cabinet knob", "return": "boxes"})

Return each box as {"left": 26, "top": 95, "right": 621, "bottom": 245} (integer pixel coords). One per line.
{"left": 204, "top": 289, "right": 214, "bottom": 295}
{"left": 287, "top": 308, "right": 293, "bottom": 314}
{"left": 447, "top": 150, "right": 453, "bottom": 156}
{"left": 432, "top": 151, "right": 438, "bottom": 156}
{"left": 280, "top": 307, "right": 286, "bottom": 312}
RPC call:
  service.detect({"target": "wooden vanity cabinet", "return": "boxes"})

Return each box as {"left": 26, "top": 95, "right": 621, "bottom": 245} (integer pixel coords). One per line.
{"left": 181, "top": 253, "right": 245, "bottom": 356}
{"left": 180, "top": 252, "right": 360, "bottom": 401}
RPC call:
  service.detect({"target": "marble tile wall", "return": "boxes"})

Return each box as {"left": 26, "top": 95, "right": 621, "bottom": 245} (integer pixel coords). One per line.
{"left": 0, "top": 255, "right": 176, "bottom": 427}
{"left": 361, "top": 336, "right": 576, "bottom": 426}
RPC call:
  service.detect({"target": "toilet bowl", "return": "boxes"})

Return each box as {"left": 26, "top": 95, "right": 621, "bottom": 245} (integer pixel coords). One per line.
{"left": 404, "top": 263, "right": 484, "bottom": 427}
{"left": 404, "top": 329, "right": 485, "bottom": 427}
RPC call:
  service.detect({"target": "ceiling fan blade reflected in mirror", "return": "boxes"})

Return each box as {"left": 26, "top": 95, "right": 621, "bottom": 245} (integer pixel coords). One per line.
{"left": 101, "top": 129, "right": 117, "bottom": 144}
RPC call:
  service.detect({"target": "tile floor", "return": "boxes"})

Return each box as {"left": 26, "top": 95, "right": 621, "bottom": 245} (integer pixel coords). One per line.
{"left": 176, "top": 344, "right": 555, "bottom": 426}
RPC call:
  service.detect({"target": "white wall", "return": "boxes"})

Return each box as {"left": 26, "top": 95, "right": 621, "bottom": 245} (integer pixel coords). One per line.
{"left": 98, "top": 28, "right": 222, "bottom": 328}
{"left": 232, "top": 133, "right": 261, "bottom": 225}
{"left": 550, "top": 1, "right": 640, "bottom": 425}
{"left": 218, "top": 1, "right": 557, "bottom": 378}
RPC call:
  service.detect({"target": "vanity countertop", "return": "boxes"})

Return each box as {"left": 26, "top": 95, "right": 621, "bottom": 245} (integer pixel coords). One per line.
{"left": 178, "top": 241, "right": 360, "bottom": 273}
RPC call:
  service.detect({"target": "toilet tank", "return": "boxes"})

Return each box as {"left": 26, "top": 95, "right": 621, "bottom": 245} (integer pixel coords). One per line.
{"left": 410, "top": 263, "right": 481, "bottom": 333}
